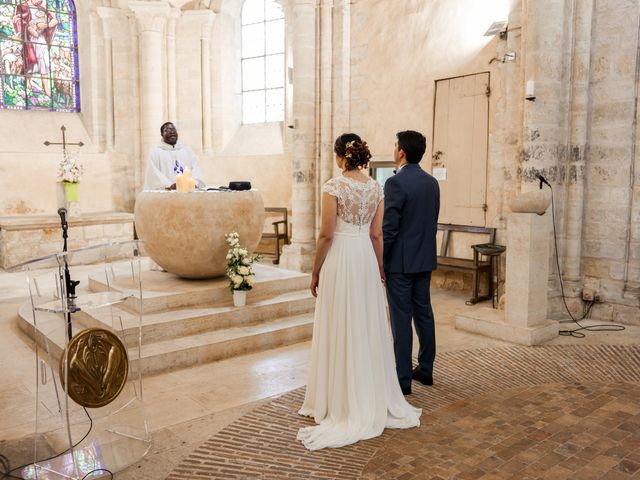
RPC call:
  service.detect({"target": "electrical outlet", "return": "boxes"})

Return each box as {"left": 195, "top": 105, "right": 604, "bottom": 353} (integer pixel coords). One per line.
{"left": 593, "top": 291, "right": 603, "bottom": 303}
{"left": 582, "top": 288, "right": 594, "bottom": 302}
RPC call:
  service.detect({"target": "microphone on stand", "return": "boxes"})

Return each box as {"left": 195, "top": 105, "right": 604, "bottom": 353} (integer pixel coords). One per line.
{"left": 537, "top": 173, "right": 551, "bottom": 189}
{"left": 57, "top": 207, "right": 68, "bottom": 228}
{"left": 57, "top": 207, "right": 78, "bottom": 340}
{"left": 58, "top": 207, "right": 69, "bottom": 252}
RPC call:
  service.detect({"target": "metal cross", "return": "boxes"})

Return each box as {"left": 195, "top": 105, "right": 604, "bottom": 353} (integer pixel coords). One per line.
{"left": 44, "top": 125, "right": 84, "bottom": 154}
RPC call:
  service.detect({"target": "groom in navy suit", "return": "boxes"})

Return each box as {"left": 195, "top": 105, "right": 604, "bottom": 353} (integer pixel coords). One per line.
{"left": 383, "top": 130, "right": 440, "bottom": 395}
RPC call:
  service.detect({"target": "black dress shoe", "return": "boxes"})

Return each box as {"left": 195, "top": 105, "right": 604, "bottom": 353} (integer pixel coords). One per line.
{"left": 401, "top": 385, "right": 412, "bottom": 395}
{"left": 412, "top": 368, "right": 433, "bottom": 386}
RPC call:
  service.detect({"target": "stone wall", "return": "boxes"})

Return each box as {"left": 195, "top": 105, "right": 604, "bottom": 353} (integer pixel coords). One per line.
{"left": 0, "top": 0, "right": 292, "bottom": 220}
{"left": 3, "top": 0, "right": 638, "bottom": 324}
{"left": 575, "top": 0, "right": 640, "bottom": 324}
{"left": 344, "top": 0, "right": 640, "bottom": 324}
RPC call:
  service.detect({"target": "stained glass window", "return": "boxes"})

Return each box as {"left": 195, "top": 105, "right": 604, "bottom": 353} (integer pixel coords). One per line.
{"left": 241, "top": 0, "right": 284, "bottom": 124}
{"left": 0, "top": 0, "right": 80, "bottom": 112}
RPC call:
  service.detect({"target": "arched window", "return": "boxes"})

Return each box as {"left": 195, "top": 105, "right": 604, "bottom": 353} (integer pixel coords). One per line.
{"left": 241, "top": 0, "right": 284, "bottom": 124}
{"left": 0, "top": 0, "right": 80, "bottom": 112}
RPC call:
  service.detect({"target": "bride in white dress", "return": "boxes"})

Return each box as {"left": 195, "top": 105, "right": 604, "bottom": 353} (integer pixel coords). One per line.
{"left": 297, "top": 133, "right": 421, "bottom": 451}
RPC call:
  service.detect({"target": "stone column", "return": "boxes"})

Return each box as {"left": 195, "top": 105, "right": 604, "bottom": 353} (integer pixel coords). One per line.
{"left": 520, "top": 0, "right": 570, "bottom": 185}
{"left": 519, "top": 0, "right": 574, "bottom": 318}
{"left": 560, "top": 0, "right": 594, "bottom": 296}
{"left": 129, "top": 1, "right": 169, "bottom": 177}
{"left": 182, "top": 10, "right": 215, "bottom": 153}
{"left": 88, "top": 12, "right": 103, "bottom": 149}
{"left": 166, "top": 8, "right": 180, "bottom": 122}
{"left": 456, "top": 213, "right": 559, "bottom": 345}
{"left": 280, "top": 0, "right": 318, "bottom": 272}
{"left": 127, "top": 14, "right": 142, "bottom": 192}
{"left": 317, "top": 0, "right": 333, "bottom": 235}
{"left": 96, "top": 7, "right": 120, "bottom": 151}
{"left": 201, "top": 11, "right": 215, "bottom": 154}
{"left": 331, "top": 0, "right": 350, "bottom": 179}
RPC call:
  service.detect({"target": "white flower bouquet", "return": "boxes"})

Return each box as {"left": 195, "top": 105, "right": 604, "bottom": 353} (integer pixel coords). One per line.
{"left": 57, "top": 150, "right": 83, "bottom": 183}
{"left": 225, "top": 231, "right": 261, "bottom": 292}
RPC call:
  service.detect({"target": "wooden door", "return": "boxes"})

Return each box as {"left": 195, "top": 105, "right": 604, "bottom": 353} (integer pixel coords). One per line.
{"left": 432, "top": 73, "right": 489, "bottom": 226}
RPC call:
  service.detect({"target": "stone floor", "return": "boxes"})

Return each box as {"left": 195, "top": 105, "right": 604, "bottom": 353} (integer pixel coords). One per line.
{"left": 0, "top": 261, "right": 639, "bottom": 479}
{"left": 166, "top": 345, "right": 640, "bottom": 480}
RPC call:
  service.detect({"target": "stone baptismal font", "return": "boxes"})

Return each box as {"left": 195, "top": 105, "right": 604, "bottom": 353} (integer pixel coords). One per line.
{"left": 134, "top": 190, "right": 265, "bottom": 279}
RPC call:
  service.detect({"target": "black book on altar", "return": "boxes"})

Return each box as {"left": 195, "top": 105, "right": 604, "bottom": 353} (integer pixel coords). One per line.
{"left": 228, "top": 181, "right": 251, "bottom": 191}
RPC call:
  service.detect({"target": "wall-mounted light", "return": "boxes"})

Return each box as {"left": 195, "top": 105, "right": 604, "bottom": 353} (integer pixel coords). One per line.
{"left": 525, "top": 80, "right": 536, "bottom": 101}
{"left": 484, "top": 21, "right": 508, "bottom": 39}
{"left": 489, "top": 50, "right": 517, "bottom": 64}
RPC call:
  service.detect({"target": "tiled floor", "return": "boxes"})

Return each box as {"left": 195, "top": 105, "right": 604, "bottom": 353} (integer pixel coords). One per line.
{"left": 1, "top": 262, "right": 639, "bottom": 479}
{"left": 167, "top": 345, "right": 640, "bottom": 480}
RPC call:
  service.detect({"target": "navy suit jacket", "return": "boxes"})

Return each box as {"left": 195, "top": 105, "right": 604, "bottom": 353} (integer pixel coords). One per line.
{"left": 383, "top": 163, "right": 440, "bottom": 273}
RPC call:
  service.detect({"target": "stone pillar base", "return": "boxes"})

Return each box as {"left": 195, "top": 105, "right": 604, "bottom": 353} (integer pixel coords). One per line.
{"left": 279, "top": 242, "right": 315, "bottom": 272}
{"left": 455, "top": 307, "right": 559, "bottom": 346}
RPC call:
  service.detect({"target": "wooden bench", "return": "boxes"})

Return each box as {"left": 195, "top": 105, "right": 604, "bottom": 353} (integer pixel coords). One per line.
{"left": 256, "top": 207, "right": 290, "bottom": 264}
{"left": 437, "top": 223, "right": 498, "bottom": 305}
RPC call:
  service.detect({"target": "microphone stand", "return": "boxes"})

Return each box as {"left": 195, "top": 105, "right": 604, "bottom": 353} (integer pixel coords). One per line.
{"left": 58, "top": 208, "right": 79, "bottom": 341}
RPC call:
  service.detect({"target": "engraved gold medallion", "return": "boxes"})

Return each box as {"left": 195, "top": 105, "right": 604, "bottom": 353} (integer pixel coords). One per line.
{"left": 60, "top": 328, "right": 129, "bottom": 408}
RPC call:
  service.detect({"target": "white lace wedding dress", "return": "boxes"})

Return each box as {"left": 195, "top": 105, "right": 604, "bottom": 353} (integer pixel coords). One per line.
{"left": 297, "top": 175, "right": 421, "bottom": 451}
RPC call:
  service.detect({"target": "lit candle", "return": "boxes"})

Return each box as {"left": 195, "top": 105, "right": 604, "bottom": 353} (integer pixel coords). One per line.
{"left": 175, "top": 173, "right": 184, "bottom": 191}
{"left": 182, "top": 168, "right": 195, "bottom": 192}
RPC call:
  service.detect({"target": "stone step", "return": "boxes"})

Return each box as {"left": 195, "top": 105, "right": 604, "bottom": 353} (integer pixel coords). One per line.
{"left": 135, "top": 313, "right": 314, "bottom": 376}
{"left": 17, "top": 296, "right": 315, "bottom": 377}
{"left": 16, "top": 262, "right": 315, "bottom": 377}
{"left": 74, "top": 289, "right": 315, "bottom": 346}
{"left": 17, "top": 303, "right": 67, "bottom": 363}
{"left": 87, "top": 263, "right": 310, "bottom": 314}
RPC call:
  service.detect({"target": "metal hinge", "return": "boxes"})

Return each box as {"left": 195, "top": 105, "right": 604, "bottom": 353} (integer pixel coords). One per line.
{"left": 483, "top": 203, "right": 488, "bottom": 212}
{"left": 485, "top": 85, "right": 491, "bottom": 98}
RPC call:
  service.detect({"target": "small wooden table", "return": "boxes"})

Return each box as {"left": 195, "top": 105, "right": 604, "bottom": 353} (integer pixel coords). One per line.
{"left": 471, "top": 243, "right": 506, "bottom": 308}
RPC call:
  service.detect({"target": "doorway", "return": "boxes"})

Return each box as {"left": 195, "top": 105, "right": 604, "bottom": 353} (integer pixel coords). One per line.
{"left": 432, "top": 72, "right": 490, "bottom": 226}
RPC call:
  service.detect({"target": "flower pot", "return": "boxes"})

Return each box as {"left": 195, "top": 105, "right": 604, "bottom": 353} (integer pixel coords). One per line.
{"left": 56, "top": 181, "right": 81, "bottom": 217}
{"left": 233, "top": 290, "right": 247, "bottom": 307}
{"left": 64, "top": 182, "right": 79, "bottom": 201}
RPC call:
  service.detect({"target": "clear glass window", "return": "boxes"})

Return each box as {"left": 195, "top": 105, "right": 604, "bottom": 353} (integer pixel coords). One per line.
{"left": 241, "top": 0, "right": 284, "bottom": 124}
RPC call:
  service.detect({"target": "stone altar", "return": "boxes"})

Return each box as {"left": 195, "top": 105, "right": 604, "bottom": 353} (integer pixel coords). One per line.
{"left": 134, "top": 190, "right": 265, "bottom": 279}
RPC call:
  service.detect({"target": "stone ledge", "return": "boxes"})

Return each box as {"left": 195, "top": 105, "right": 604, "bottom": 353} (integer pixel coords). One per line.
{"left": 455, "top": 307, "right": 559, "bottom": 346}
{"left": 0, "top": 211, "right": 134, "bottom": 269}
{"left": 0, "top": 211, "right": 133, "bottom": 231}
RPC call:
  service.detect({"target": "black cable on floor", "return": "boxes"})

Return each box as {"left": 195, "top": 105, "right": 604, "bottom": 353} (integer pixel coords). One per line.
{"left": 546, "top": 182, "right": 626, "bottom": 338}
{"left": 1, "top": 407, "right": 113, "bottom": 480}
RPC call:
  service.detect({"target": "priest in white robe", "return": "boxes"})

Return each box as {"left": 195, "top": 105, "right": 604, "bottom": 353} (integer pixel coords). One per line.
{"left": 143, "top": 122, "right": 206, "bottom": 190}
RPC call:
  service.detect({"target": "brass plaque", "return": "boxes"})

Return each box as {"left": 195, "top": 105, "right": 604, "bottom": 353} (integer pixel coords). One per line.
{"left": 60, "top": 328, "right": 129, "bottom": 408}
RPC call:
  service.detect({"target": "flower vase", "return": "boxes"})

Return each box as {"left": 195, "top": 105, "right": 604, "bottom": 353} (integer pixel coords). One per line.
{"left": 233, "top": 290, "right": 247, "bottom": 307}
{"left": 56, "top": 182, "right": 81, "bottom": 217}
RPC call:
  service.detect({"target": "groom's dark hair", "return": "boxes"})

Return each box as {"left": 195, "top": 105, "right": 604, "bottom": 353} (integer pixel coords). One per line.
{"left": 396, "top": 130, "right": 426, "bottom": 164}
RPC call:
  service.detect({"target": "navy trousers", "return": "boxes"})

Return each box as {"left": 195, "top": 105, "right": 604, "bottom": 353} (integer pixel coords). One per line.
{"left": 385, "top": 271, "right": 436, "bottom": 389}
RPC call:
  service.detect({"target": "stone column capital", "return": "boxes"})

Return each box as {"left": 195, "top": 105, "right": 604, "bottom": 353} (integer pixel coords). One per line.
{"left": 168, "top": 7, "right": 181, "bottom": 21}
{"left": 182, "top": 10, "right": 216, "bottom": 39}
{"left": 96, "top": 6, "right": 127, "bottom": 38}
{"left": 128, "top": 1, "right": 170, "bottom": 33}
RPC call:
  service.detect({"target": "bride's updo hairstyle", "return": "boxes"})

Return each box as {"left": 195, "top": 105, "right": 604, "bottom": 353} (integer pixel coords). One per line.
{"left": 334, "top": 133, "right": 372, "bottom": 171}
